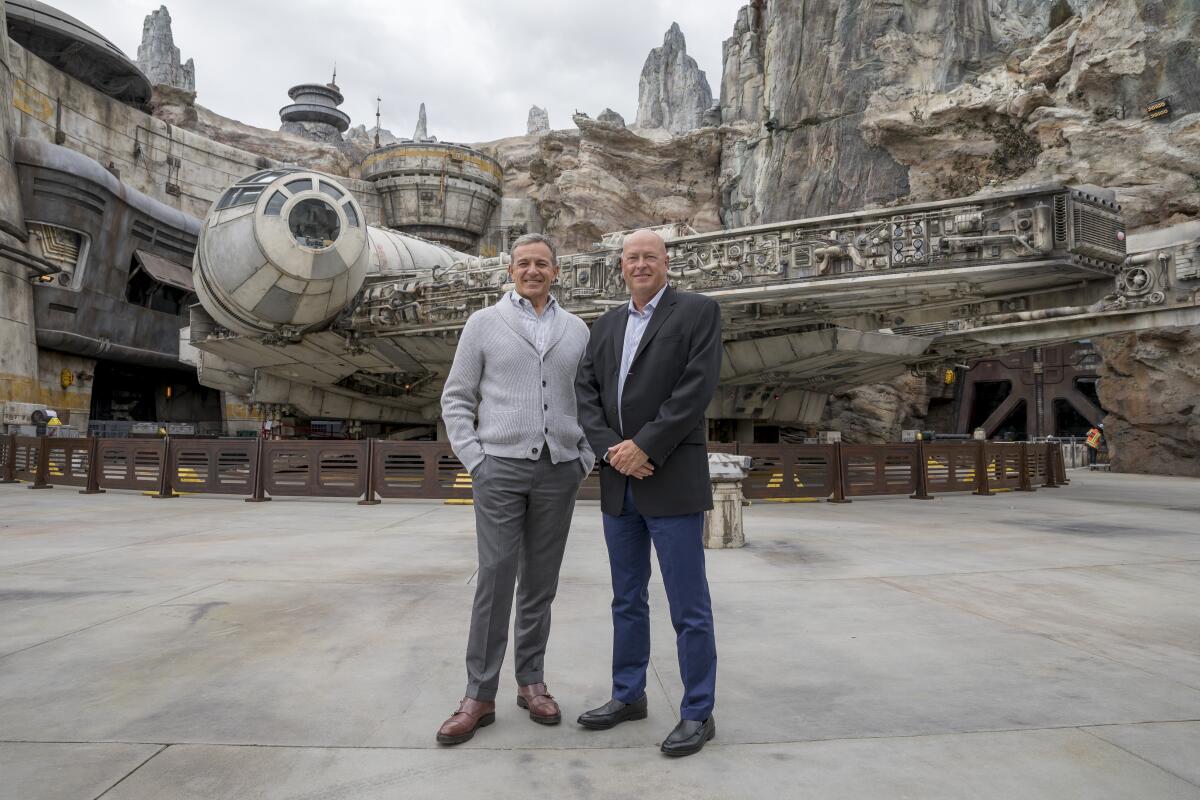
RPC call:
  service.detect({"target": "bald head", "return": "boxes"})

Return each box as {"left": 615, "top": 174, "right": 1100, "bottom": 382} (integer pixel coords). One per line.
{"left": 621, "top": 229, "right": 669, "bottom": 308}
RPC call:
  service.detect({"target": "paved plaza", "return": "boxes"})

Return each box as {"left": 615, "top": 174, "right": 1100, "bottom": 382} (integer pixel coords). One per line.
{"left": 1, "top": 469, "right": 1198, "bottom": 799}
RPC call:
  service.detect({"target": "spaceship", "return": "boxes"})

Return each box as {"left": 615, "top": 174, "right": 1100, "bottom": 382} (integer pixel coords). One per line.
{"left": 186, "top": 171, "right": 1200, "bottom": 430}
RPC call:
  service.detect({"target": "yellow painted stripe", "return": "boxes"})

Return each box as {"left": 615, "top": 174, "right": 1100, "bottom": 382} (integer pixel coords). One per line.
{"left": 361, "top": 148, "right": 502, "bottom": 180}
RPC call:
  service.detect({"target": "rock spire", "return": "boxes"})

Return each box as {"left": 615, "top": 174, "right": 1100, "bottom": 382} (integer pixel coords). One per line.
{"left": 527, "top": 105, "right": 550, "bottom": 135}
{"left": 635, "top": 22, "right": 713, "bottom": 135}
{"left": 136, "top": 6, "right": 194, "bottom": 93}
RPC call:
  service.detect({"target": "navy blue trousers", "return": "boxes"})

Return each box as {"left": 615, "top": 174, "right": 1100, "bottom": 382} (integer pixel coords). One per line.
{"left": 602, "top": 482, "right": 717, "bottom": 721}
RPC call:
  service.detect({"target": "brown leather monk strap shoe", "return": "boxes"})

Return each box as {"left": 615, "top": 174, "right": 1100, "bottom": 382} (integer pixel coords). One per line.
{"left": 436, "top": 697, "right": 496, "bottom": 745}
{"left": 516, "top": 682, "right": 561, "bottom": 725}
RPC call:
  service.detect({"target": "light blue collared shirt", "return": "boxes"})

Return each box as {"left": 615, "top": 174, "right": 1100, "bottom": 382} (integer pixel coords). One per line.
{"left": 617, "top": 282, "right": 669, "bottom": 433}
{"left": 508, "top": 289, "right": 558, "bottom": 354}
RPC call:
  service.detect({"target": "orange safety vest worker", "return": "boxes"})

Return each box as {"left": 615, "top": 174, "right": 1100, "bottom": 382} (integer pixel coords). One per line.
{"left": 1086, "top": 427, "right": 1102, "bottom": 449}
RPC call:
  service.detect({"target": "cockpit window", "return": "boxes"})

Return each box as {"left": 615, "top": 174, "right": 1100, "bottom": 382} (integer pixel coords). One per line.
{"left": 285, "top": 178, "right": 314, "bottom": 195}
{"left": 288, "top": 198, "right": 340, "bottom": 249}
{"left": 215, "top": 185, "right": 265, "bottom": 210}
{"left": 264, "top": 191, "right": 287, "bottom": 216}
{"left": 319, "top": 181, "right": 345, "bottom": 200}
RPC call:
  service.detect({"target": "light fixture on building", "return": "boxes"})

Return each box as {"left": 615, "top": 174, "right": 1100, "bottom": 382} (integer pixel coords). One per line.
{"left": 1146, "top": 97, "right": 1171, "bottom": 120}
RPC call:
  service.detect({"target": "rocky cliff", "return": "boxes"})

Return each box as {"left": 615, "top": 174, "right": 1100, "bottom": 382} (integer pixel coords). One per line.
{"left": 635, "top": 23, "right": 714, "bottom": 135}
{"left": 137, "top": 5, "right": 194, "bottom": 93}
{"left": 713, "top": 0, "right": 1198, "bottom": 466}
{"left": 1095, "top": 329, "right": 1200, "bottom": 476}
{"left": 476, "top": 116, "right": 722, "bottom": 253}
{"left": 150, "top": 86, "right": 358, "bottom": 177}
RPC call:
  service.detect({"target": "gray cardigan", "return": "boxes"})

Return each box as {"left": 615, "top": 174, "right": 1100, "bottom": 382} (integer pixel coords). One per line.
{"left": 441, "top": 294, "right": 594, "bottom": 475}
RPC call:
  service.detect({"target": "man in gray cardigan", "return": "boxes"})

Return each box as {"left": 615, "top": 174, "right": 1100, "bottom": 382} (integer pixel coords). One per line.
{"left": 437, "top": 233, "right": 594, "bottom": 745}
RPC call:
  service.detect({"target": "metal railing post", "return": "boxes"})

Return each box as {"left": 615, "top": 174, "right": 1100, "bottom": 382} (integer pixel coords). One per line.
{"left": 245, "top": 435, "right": 272, "bottom": 502}
{"left": 79, "top": 436, "right": 105, "bottom": 494}
{"left": 828, "top": 441, "right": 851, "bottom": 503}
{"left": 973, "top": 439, "right": 994, "bottom": 496}
{"left": 1016, "top": 442, "right": 1035, "bottom": 492}
{"left": 1055, "top": 443, "right": 1070, "bottom": 485}
{"left": 909, "top": 440, "right": 934, "bottom": 500}
{"left": 1042, "top": 443, "right": 1060, "bottom": 488}
{"left": 358, "top": 438, "right": 381, "bottom": 505}
{"left": 1, "top": 433, "right": 16, "bottom": 484}
{"left": 28, "top": 437, "right": 52, "bottom": 489}
{"left": 152, "top": 436, "right": 177, "bottom": 499}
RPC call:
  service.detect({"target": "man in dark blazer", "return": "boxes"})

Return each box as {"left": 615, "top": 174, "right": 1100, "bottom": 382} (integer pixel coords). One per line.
{"left": 574, "top": 228, "right": 723, "bottom": 757}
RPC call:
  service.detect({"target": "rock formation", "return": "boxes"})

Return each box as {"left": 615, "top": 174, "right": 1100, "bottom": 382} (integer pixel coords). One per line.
{"left": 597, "top": 108, "right": 626, "bottom": 128}
{"left": 151, "top": 86, "right": 357, "bottom": 177}
{"left": 711, "top": 0, "right": 1199, "bottom": 471}
{"left": 527, "top": 106, "right": 550, "bottom": 135}
{"left": 475, "top": 118, "right": 721, "bottom": 254}
{"left": 822, "top": 375, "right": 935, "bottom": 444}
{"left": 635, "top": 22, "right": 713, "bottom": 135}
{"left": 136, "top": 6, "right": 194, "bottom": 93}
{"left": 1095, "top": 329, "right": 1200, "bottom": 477}
{"left": 346, "top": 124, "right": 401, "bottom": 150}
{"left": 413, "top": 103, "right": 435, "bottom": 142}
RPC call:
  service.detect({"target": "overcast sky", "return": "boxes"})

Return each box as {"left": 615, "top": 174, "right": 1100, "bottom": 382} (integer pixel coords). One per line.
{"left": 51, "top": 0, "right": 743, "bottom": 143}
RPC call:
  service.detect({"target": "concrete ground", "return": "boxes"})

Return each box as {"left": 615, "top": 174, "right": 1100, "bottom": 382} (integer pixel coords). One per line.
{"left": 1, "top": 470, "right": 1198, "bottom": 800}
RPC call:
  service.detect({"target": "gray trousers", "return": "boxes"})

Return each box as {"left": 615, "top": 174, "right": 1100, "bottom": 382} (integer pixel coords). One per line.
{"left": 465, "top": 450, "right": 585, "bottom": 701}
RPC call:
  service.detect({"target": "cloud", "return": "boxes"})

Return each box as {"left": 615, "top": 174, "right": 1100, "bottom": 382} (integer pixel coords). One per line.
{"left": 50, "top": 0, "right": 742, "bottom": 142}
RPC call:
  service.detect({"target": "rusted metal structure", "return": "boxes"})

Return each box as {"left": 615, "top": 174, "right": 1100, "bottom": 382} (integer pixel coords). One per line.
{"left": 957, "top": 341, "right": 1103, "bottom": 438}
{"left": 0, "top": 433, "right": 1067, "bottom": 504}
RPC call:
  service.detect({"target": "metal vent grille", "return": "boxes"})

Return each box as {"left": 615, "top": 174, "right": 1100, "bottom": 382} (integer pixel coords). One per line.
{"left": 1070, "top": 201, "right": 1125, "bottom": 263}
{"left": 892, "top": 320, "right": 955, "bottom": 336}
{"left": 1053, "top": 195, "right": 1067, "bottom": 245}
{"left": 1177, "top": 242, "right": 1200, "bottom": 281}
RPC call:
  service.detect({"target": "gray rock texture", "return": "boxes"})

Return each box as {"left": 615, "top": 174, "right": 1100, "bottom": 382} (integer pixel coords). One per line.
{"left": 597, "top": 108, "right": 626, "bottom": 128}
{"left": 1095, "top": 329, "right": 1200, "bottom": 477}
{"left": 709, "top": 0, "right": 1198, "bottom": 471}
{"left": 635, "top": 22, "right": 713, "bottom": 135}
{"left": 151, "top": 85, "right": 357, "bottom": 177}
{"left": 527, "top": 105, "right": 550, "bottom": 135}
{"left": 346, "top": 124, "right": 401, "bottom": 149}
{"left": 412, "top": 103, "right": 431, "bottom": 142}
{"left": 136, "top": 6, "right": 194, "bottom": 93}
{"left": 475, "top": 118, "right": 721, "bottom": 253}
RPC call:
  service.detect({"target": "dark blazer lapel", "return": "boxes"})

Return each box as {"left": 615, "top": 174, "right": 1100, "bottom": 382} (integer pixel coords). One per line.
{"left": 630, "top": 285, "right": 677, "bottom": 366}
{"left": 610, "top": 305, "right": 628, "bottom": 377}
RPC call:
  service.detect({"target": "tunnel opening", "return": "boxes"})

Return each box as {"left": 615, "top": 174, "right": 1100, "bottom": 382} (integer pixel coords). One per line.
{"left": 88, "top": 360, "right": 223, "bottom": 434}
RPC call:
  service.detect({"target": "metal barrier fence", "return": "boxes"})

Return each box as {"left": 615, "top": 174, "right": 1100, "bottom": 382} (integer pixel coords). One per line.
{"left": 1, "top": 433, "right": 1068, "bottom": 504}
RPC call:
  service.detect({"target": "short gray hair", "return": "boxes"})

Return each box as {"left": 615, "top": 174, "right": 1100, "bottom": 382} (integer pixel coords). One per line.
{"left": 510, "top": 232, "right": 557, "bottom": 263}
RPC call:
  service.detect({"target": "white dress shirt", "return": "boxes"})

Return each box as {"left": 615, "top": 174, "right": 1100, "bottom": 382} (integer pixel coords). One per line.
{"left": 508, "top": 289, "right": 558, "bottom": 354}
{"left": 617, "top": 282, "right": 669, "bottom": 433}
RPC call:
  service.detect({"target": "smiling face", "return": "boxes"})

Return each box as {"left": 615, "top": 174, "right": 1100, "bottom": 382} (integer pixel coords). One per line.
{"left": 508, "top": 241, "right": 559, "bottom": 307}
{"left": 621, "top": 230, "right": 669, "bottom": 306}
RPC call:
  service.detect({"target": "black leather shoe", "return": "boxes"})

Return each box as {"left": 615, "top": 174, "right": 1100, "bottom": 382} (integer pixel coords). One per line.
{"left": 576, "top": 695, "right": 648, "bottom": 730}
{"left": 660, "top": 716, "right": 715, "bottom": 757}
